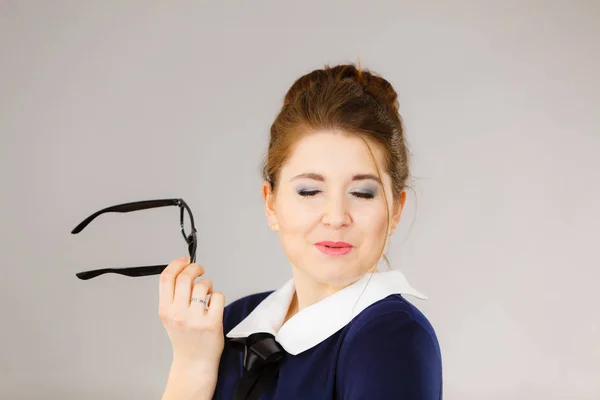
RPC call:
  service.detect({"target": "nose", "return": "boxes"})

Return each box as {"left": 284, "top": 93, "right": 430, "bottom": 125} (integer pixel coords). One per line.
{"left": 321, "top": 194, "right": 351, "bottom": 229}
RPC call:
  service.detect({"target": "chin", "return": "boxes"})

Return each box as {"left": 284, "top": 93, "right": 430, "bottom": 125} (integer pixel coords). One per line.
{"left": 304, "top": 262, "right": 366, "bottom": 288}
{"left": 286, "top": 246, "right": 372, "bottom": 287}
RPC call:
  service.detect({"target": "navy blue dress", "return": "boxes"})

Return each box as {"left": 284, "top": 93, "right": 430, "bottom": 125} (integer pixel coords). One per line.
{"left": 212, "top": 270, "right": 443, "bottom": 399}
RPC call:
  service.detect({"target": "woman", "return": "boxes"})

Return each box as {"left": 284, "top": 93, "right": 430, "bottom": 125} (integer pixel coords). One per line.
{"left": 159, "top": 63, "right": 443, "bottom": 399}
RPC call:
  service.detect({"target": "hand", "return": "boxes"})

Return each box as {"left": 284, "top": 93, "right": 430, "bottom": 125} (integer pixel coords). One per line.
{"left": 159, "top": 256, "right": 226, "bottom": 373}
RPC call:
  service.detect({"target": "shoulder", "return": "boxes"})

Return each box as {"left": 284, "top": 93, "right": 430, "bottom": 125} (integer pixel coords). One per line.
{"left": 336, "top": 294, "right": 442, "bottom": 399}
{"left": 344, "top": 293, "right": 440, "bottom": 348}
{"left": 222, "top": 290, "right": 273, "bottom": 333}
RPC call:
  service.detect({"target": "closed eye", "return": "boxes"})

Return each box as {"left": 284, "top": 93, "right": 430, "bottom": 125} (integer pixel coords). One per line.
{"left": 353, "top": 192, "right": 375, "bottom": 199}
{"left": 297, "top": 190, "right": 375, "bottom": 199}
{"left": 298, "top": 190, "right": 321, "bottom": 197}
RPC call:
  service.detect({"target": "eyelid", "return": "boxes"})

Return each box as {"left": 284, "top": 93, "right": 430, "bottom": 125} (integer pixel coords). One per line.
{"left": 353, "top": 187, "right": 377, "bottom": 195}
{"left": 296, "top": 189, "right": 376, "bottom": 199}
{"left": 353, "top": 189, "right": 376, "bottom": 197}
{"left": 355, "top": 186, "right": 376, "bottom": 192}
{"left": 296, "top": 187, "right": 376, "bottom": 193}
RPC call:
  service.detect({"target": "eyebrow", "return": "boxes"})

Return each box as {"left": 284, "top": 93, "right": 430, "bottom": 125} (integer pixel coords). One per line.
{"left": 290, "top": 172, "right": 382, "bottom": 185}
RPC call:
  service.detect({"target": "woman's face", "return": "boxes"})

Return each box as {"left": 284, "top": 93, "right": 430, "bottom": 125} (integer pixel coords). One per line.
{"left": 263, "top": 130, "right": 406, "bottom": 288}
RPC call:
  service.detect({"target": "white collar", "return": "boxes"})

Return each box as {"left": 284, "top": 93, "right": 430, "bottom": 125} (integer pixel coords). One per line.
{"left": 226, "top": 269, "right": 427, "bottom": 355}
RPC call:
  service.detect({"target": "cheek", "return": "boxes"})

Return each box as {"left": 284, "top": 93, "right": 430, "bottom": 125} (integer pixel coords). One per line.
{"left": 356, "top": 200, "right": 389, "bottom": 225}
{"left": 276, "top": 195, "right": 316, "bottom": 230}
{"left": 358, "top": 216, "right": 388, "bottom": 245}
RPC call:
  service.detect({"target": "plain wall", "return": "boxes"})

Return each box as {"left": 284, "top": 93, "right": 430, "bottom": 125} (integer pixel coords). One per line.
{"left": 1, "top": 1, "right": 599, "bottom": 399}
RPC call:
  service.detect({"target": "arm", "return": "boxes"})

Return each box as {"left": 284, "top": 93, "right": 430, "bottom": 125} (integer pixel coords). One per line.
{"left": 161, "top": 360, "right": 218, "bottom": 400}
{"left": 336, "top": 310, "right": 442, "bottom": 400}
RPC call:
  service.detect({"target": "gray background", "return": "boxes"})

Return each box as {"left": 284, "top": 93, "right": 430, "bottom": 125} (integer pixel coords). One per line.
{"left": 1, "top": 1, "right": 599, "bottom": 399}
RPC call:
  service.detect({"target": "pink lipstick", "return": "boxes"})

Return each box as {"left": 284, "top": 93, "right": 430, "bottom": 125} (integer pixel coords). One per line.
{"left": 315, "top": 241, "right": 353, "bottom": 256}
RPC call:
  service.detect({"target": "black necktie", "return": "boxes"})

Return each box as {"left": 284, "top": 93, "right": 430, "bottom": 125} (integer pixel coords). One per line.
{"left": 229, "top": 332, "right": 288, "bottom": 400}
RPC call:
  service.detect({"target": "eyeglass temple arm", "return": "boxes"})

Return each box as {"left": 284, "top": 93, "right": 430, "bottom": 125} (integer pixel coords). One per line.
{"left": 72, "top": 198, "right": 196, "bottom": 280}
{"left": 71, "top": 199, "right": 182, "bottom": 234}
{"left": 75, "top": 264, "right": 169, "bottom": 280}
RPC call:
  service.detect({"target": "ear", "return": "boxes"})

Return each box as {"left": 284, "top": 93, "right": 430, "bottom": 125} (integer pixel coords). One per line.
{"left": 389, "top": 191, "right": 407, "bottom": 235}
{"left": 262, "top": 180, "right": 278, "bottom": 230}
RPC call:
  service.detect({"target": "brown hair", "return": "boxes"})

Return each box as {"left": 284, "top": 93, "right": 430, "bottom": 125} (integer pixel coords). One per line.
{"left": 261, "top": 62, "right": 414, "bottom": 273}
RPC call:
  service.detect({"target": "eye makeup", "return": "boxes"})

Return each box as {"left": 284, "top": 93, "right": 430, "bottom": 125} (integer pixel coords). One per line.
{"left": 297, "top": 189, "right": 320, "bottom": 197}
{"left": 352, "top": 190, "right": 376, "bottom": 199}
{"left": 296, "top": 187, "right": 377, "bottom": 199}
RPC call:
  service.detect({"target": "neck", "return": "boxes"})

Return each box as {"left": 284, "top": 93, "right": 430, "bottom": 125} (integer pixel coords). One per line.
{"left": 282, "top": 264, "right": 375, "bottom": 325}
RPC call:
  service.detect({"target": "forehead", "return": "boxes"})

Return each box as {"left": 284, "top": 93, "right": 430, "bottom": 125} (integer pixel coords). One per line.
{"left": 281, "top": 130, "right": 386, "bottom": 176}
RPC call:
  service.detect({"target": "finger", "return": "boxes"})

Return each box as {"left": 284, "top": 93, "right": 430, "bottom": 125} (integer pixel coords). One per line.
{"left": 173, "top": 263, "right": 205, "bottom": 310}
{"left": 207, "top": 291, "right": 226, "bottom": 321}
{"left": 159, "top": 256, "right": 190, "bottom": 313}
{"left": 189, "top": 278, "right": 213, "bottom": 311}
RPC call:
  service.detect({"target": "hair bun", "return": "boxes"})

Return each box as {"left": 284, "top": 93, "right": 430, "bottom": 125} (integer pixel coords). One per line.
{"left": 283, "top": 63, "right": 400, "bottom": 114}
{"left": 329, "top": 63, "right": 400, "bottom": 114}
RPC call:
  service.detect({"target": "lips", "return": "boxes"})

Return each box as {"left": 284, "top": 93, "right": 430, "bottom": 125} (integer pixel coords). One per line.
{"left": 315, "top": 241, "right": 353, "bottom": 248}
{"left": 315, "top": 241, "right": 353, "bottom": 256}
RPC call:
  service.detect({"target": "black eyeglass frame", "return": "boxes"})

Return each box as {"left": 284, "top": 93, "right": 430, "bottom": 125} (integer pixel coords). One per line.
{"left": 71, "top": 198, "right": 197, "bottom": 280}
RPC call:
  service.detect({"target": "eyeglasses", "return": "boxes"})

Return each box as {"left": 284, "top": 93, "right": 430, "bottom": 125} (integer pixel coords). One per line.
{"left": 71, "top": 198, "right": 197, "bottom": 280}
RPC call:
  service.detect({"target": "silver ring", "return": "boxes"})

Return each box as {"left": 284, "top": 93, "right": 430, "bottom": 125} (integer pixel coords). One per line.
{"left": 190, "top": 297, "right": 206, "bottom": 304}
